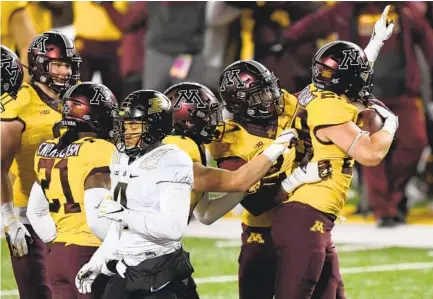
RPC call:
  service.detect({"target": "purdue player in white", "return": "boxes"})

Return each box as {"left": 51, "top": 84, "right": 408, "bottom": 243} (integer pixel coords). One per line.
{"left": 75, "top": 90, "right": 194, "bottom": 299}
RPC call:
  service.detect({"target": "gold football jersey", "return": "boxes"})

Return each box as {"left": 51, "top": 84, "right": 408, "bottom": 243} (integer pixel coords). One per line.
{"left": 1, "top": 83, "right": 62, "bottom": 208}
{"left": 285, "top": 84, "right": 359, "bottom": 215}
{"left": 163, "top": 135, "right": 205, "bottom": 216}
{"left": 34, "top": 137, "right": 116, "bottom": 246}
{"left": 207, "top": 90, "right": 299, "bottom": 227}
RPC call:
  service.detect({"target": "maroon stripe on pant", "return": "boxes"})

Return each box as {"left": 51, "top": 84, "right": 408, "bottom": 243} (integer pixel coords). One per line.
{"left": 271, "top": 202, "right": 345, "bottom": 299}
{"left": 238, "top": 224, "right": 276, "bottom": 299}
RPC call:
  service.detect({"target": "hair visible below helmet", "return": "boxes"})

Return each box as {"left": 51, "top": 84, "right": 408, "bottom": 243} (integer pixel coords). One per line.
{"left": 312, "top": 40, "right": 373, "bottom": 101}
{"left": 1, "top": 45, "right": 24, "bottom": 100}
{"left": 218, "top": 60, "right": 283, "bottom": 121}
{"left": 164, "top": 82, "right": 225, "bottom": 144}
{"left": 28, "top": 31, "right": 81, "bottom": 95}
{"left": 115, "top": 90, "right": 174, "bottom": 158}
{"left": 61, "top": 82, "right": 118, "bottom": 140}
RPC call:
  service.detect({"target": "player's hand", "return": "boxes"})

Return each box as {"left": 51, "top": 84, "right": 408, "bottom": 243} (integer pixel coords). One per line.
{"left": 75, "top": 258, "right": 103, "bottom": 294}
{"left": 97, "top": 199, "right": 128, "bottom": 225}
{"left": 2, "top": 202, "right": 32, "bottom": 257}
{"left": 4, "top": 218, "right": 31, "bottom": 257}
{"left": 275, "top": 128, "right": 299, "bottom": 149}
{"left": 370, "top": 104, "right": 399, "bottom": 136}
{"left": 371, "top": 5, "right": 394, "bottom": 43}
{"left": 281, "top": 161, "right": 333, "bottom": 194}
{"left": 262, "top": 129, "right": 298, "bottom": 162}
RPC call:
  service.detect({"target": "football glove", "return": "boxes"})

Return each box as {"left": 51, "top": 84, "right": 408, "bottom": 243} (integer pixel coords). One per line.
{"left": 1, "top": 202, "right": 31, "bottom": 257}
{"left": 97, "top": 198, "right": 129, "bottom": 226}
{"left": 370, "top": 104, "right": 399, "bottom": 136}
{"left": 262, "top": 129, "right": 298, "bottom": 162}
{"left": 281, "top": 160, "right": 333, "bottom": 194}
{"left": 75, "top": 252, "right": 105, "bottom": 294}
{"left": 364, "top": 5, "right": 394, "bottom": 64}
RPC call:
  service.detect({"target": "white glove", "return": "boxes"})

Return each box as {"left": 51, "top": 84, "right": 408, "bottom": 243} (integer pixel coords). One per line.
{"left": 370, "top": 104, "right": 399, "bottom": 136}
{"left": 262, "top": 129, "right": 298, "bottom": 162}
{"left": 364, "top": 5, "right": 394, "bottom": 64}
{"left": 281, "top": 161, "right": 332, "bottom": 194}
{"left": 97, "top": 199, "right": 128, "bottom": 226}
{"left": 75, "top": 252, "right": 106, "bottom": 294}
{"left": 1, "top": 202, "right": 31, "bottom": 257}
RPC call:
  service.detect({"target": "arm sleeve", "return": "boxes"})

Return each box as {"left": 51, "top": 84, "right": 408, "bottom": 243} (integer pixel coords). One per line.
{"left": 125, "top": 149, "right": 193, "bottom": 241}
{"left": 26, "top": 182, "right": 57, "bottom": 243}
{"left": 84, "top": 188, "right": 111, "bottom": 241}
{"left": 193, "top": 192, "right": 246, "bottom": 225}
{"left": 126, "top": 182, "right": 191, "bottom": 241}
{"left": 91, "top": 221, "right": 122, "bottom": 263}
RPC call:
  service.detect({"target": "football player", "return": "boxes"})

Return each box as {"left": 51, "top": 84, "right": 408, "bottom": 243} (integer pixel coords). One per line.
{"left": 75, "top": 90, "right": 196, "bottom": 299}
{"left": 1, "top": 31, "right": 81, "bottom": 299}
{"left": 271, "top": 9, "right": 398, "bottom": 299}
{"left": 163, "top": 82, "right": 304, "bottom": 224}
{"left": 207, "top": 60, "right": 332, "bottom": 299}
{"left": 163, "top": 81, "right": 321, "bottom": 298}
{"left": 27, "top": 82, "right": 118, "bottom": 298}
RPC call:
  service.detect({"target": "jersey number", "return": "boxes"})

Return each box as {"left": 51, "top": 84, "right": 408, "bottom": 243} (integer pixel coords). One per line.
{"left": 113, "top": 182, "right": 128, "bottom": 208}
{"left": 38, "top": 158, "right": 81, "bottom": 214}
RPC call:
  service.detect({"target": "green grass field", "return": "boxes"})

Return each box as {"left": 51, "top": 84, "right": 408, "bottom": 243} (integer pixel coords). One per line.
{"left": 1, "top": 238, "right": 433, "bottom": 299}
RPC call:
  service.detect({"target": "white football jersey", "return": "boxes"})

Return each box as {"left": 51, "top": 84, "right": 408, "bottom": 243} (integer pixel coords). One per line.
{"left": 109, "top": 144, "right": 193, "bottom": 265}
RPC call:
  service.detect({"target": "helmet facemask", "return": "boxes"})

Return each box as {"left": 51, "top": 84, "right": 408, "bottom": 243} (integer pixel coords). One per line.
{"left": 185, "top": 102, "right": 226, "bottom": 144}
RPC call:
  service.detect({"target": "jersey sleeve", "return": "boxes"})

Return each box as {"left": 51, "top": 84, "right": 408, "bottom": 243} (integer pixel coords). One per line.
{"left": 82, "top": 139, "right": 116, "bottom": 180}
{"left": 308, "top": 97, "right": 357, "bottom": 128}
{"left": 156, "top": 148, "right": 194, "bottom": 190}
{"left": 281, "top": 89, "right": 299, "bottom": 127}
{"left": 0, "top": 85, "right": 30, "bottom": 121}
{"left": 163, "top": 135, "right": 201, "bottom": 163}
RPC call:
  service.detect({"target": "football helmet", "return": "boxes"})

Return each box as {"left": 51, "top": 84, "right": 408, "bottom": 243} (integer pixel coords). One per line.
{"left": 312, "top": 40, "right": 373, "bottom": 101}
{"left": 28, "top": 31, "right": 81, "bottom": 95}
{"left": 61, "top": 82, "right": 118, "bottom": 140}
{"left": 1, "top": 45, "right": 24, "bottom": 99}
{"left": 164, "top": 82, "right": 225, "bottom": 144}
{"left": 115, "top": 90, "right": 174, "bottom": 158}
{"left": 218, "top": 60, "right": 283, "bottom": 121}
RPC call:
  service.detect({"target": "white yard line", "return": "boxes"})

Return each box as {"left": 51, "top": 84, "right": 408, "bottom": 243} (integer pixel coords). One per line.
{"left": 2, "top": 262, "right": 433, "bottom": 296}
{"left": 216, "top": 240, "right": 389, "bottom": 252}
{"left": 193, "top": 262, "right": 433, "bottom": 285}
{"left": 0, "top": 290, "right": 19, "bottom": 296}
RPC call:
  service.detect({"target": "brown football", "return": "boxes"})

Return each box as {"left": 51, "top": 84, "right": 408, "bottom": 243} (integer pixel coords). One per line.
{"left": 356, "top": 108, "right": 384, "bottom": 134}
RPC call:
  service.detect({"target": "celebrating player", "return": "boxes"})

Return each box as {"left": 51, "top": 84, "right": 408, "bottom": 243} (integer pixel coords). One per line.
{"left": 163, "top": 82, "right": 302, "bottom": 223}
{"left": 1, "top": 31, "right": 81, "bottom": 299}
{"left": 75, "top": 90, "right": 195, "bottom": 299}
{"left": 271, "top": 7, "right": 398, "bottom": 299}
{"left": 27, "top": 82, "right": 118, "bottom": 298}
{"left": 207, "top": 60, "right": 332, "bottom": 299}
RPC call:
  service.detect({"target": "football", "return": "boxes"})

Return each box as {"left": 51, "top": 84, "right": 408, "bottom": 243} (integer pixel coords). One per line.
{"left": 356, "top": 108, "right": 384, "bottom": 134}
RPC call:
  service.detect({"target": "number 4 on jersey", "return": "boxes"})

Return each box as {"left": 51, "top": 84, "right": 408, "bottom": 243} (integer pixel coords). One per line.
{"left": 113, "top": 182, "right": 128, "bottom": 208}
